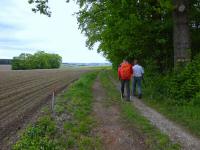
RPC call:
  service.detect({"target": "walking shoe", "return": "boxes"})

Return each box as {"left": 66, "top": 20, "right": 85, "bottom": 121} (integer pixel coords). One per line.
{"left": 138, "top": 94, "right": 142, "bottom": 99}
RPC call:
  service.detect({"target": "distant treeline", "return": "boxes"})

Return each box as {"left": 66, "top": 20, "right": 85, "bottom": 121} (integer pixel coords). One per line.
{"left": 12, "top": 51, "right": 62, "bottom": 70}
{"left": 0, "top": 59, "right": 12, "bottom": 65}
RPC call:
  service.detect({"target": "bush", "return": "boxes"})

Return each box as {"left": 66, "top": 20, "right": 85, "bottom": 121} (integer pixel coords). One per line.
{"left": 13, "top": 116, "right": 57, "bottom": 150}
{"left": 145, "top": 53, "right": 200, "bottom": 105}
{"left": 167, "top": 54, "right": 200, "bottom": 102}
{"left": 190, "top": 92, "right": 200, "bottom": 106}
{"left": 11, "top": 51, "right": 62, "bottom": 70}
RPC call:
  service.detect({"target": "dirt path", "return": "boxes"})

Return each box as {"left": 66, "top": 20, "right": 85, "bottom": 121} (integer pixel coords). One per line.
{"left": 112, "top": 78, "right": 200, "bottom": 150}
{"left": 92, "top": 78, "right": 146, "bottom": 150}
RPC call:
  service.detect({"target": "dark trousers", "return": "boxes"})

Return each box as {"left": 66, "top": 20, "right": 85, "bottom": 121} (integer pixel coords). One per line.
{"left": 121, "top": 79, "right": 130, "bottom": 100}
{"left": 132, "top": 77, "right": 142, "bottom": 96}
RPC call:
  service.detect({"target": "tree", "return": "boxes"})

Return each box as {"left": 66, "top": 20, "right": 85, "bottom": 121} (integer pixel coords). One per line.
{"left": 11, "top": 51, "right": 62, "bottom": 70}
{"left": 190, "top": 0, "right": 200, "bottom": 58}
{"left": 28, "top": 0, "right": 199, "bottom": 71}
{"left": 28, "top": 0, "right": 51, "bottom": 17}
{"left": 77, "top": 0, "right": 174, "bottom": 70}
{"left": 173, "top": 0, "right": 191, "bottom": 65}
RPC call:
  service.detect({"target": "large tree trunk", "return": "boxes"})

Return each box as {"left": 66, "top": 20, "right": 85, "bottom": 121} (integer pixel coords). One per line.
{"left": 173, "top": 0, "right": 191, "bottom": 66}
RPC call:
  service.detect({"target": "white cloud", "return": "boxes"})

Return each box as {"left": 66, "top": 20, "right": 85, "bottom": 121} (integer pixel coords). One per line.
{"left": 0, "top": 0, "right": 107, "bottom": 63}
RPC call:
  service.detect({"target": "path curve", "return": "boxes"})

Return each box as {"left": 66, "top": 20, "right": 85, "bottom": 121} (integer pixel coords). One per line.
{"left": 112, "top": 78, "right": 200, "bottom": 150}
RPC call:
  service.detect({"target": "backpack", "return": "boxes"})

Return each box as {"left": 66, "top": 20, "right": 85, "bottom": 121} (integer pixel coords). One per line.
{"left": 120, "top": 63, "right": 131, "bottom": 79}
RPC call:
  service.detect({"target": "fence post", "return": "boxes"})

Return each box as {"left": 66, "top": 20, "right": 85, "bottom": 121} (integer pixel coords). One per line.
{"left": 51, "top": 91, "right": 55, "bottom": 117}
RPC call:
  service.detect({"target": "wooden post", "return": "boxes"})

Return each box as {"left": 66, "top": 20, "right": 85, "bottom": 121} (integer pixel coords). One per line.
{"left": 51, "top": 91, "right": 55, "bottom": 117}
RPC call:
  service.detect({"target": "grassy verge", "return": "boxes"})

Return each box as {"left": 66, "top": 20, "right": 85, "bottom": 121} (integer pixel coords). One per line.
{"left": 13, "top": 72, "right": 101, "bottom": 150}
{"left": 61, "top": 64, "right": 112, "bottom": 70}
{"left": 111, "top": 69, "right": 200, "bottom": 137}
{"left": 143, "top": 86, "right": 200, "bottom": 137}
{"left": 142, "top": 55, "right": 200, "bottom": 138}
{"left": 110, "top": 65, "right": 200, "bottom": 138}
{"left": 99, "top": 70, "right": 180, "bottom": 150}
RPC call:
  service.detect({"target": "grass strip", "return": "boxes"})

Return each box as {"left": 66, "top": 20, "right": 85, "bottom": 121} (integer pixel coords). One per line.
{"left": 13, "top": 72, "right": 101, "bottom": 150}
{"left": 143, "top": 89, "right": 200, "bottom": 137}
{"left": 99, "top": 70, "right": 180, "bottom": 150}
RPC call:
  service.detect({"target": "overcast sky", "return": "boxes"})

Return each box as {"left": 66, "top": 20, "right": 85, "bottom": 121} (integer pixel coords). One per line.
{"left": 0, "top": 0, "right": 108, "bottom": 63}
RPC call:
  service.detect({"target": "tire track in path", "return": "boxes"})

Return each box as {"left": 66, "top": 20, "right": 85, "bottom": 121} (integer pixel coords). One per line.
{"left": 92, "top": 77, "right": 146, "bottom": 150}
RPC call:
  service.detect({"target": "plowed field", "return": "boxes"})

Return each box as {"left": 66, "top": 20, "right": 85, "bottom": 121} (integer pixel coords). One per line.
{"left": 0, "top": 65, "right": 11, "bottom": 71}
{"left": 0, "top": 69, "right": 89, "bottom": 143}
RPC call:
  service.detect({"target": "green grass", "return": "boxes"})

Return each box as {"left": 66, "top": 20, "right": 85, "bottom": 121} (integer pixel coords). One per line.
{"left": 13, "top": 72, "right": 101, "bottom": 150}
{"left": 60, "top": 64, "right": 112, "bottom": 70}
{"left": 143, "top": 90, "right": 200, "bottom": 137}
{"left": 99, "top": 70, "right": 180, "bottom": 150}
{"left": 111, "top": 69, "right": 200, "bottom": 136}
{"left": 13, "top": 116, "right": 58, "bottom": 150}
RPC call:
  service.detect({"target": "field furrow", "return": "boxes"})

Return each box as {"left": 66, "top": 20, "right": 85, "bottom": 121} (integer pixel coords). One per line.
{"left": 0, "top": 69, "right": 90, "bottom": 142}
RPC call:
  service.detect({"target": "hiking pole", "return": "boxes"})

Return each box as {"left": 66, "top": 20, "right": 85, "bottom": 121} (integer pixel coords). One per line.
{"left": 119, "top": 79, "right": 123, "bottom": 101}
{"left": 142, "top": 76, "right": 146, "bottom": 88}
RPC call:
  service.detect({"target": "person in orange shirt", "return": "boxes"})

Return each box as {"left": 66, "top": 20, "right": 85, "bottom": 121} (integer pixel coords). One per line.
{"left": 118, "top": 59, "right": 133, "bottom": 101}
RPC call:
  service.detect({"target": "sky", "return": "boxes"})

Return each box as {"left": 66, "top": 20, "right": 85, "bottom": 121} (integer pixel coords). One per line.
{"left": 0, "top": 0, "right": 108, "bottom": 63}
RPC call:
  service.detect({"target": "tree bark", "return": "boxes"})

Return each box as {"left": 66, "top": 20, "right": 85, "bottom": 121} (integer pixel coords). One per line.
{"left": 173, "top": 0, "right": 191, "bottom": 66}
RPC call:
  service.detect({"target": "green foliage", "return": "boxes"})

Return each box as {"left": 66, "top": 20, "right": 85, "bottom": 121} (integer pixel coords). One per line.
{"left": 174, "top": 55, "right": 200, "bottom": 101}
{"left": 11, "top": 51, "right": 62, "bottom": 70}
{"left": 147, "top": 54, "right": 200, "bottom": 104}
{"left": 28, "top": 0, "right": 51, "bottom": 17}
{"left": 191, "top": 92, "right": 200, "bottom": 106}
{"left": 142, "top": 53, "right": 200, "bottom": 137}
{"left": 28, "top": 0, "right": 200, "bottom": 72}
{"left": 76, "top": 0, "right": 175, "bottom": 71}
{"left": 13, "top": 116, "right": 57, "bottom": 150}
